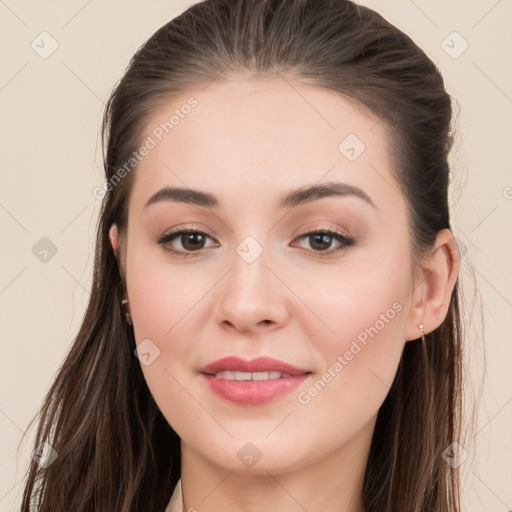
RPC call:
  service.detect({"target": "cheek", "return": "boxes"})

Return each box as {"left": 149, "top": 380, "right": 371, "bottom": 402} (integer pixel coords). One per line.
{"left": 126, "top": 247, "right": 202, "bottom": 428}
{"left": 292, "top": 274, "right": 409, "bottom": 444}
{"left": 125, "top": 243, "right": 211, "bottom": 400}
{"left": 294, "top": 247, "right": 411, "bottom": 396}
{"left": 126, "top": 242, "right": 194, "bottom": 339}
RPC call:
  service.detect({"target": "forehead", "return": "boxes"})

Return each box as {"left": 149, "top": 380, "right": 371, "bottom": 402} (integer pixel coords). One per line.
{"left": 128, "top": 78, "right": 403, "bottom": 216}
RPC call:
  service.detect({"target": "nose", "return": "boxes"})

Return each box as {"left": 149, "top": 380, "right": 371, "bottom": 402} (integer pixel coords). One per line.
{"left": 212, "top": 242, "right": 290, "bottom": 333}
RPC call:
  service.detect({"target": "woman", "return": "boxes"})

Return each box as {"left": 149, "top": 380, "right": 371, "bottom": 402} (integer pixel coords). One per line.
{"left": 21, "top": 0, "right": 465, "bottom": 510}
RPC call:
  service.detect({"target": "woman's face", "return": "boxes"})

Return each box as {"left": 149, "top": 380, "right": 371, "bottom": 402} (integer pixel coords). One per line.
{"left": 123, "top": 78, "right": 419, "bottom": 474}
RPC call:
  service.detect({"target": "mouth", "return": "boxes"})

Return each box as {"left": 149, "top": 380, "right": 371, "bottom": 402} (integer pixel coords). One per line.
{"left": 204, "top": 370, "right": 307, "bottom": 380}
{"left": 199, "top": 356, "right": 313, "bottom": 405}
{"left": 199, "top": 355, "right": 311, "bottom": 376}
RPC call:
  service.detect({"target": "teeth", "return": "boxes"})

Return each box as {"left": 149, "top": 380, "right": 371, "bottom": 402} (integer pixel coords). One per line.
{"left": 213, "top": 371, "right": 293, "bottom": 380}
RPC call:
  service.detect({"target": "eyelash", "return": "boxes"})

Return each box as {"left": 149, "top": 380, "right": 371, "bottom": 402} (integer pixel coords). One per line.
{"left": 156, "top": 227, "right": 357, "bottom": 259}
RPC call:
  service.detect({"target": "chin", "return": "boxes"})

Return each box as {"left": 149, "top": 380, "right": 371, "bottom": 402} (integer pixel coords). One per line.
{"left": 197, "top": 437, "right": 312, "bottom": 475}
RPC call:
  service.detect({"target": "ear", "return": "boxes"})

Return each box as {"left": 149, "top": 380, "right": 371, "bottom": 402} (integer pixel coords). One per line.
{"left": 109, "top": 223, "right": 128, "bottom": 284}
{"left": 109, "top": 223, "right": 119, "bottom": 255}
{"left": 404, "top": 229, "right": 460, "bottom": 341}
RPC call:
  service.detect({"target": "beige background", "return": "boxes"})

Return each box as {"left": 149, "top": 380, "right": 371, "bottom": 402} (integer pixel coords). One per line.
{"left": 1, "top": 1, "right": 511, "bottom": 510}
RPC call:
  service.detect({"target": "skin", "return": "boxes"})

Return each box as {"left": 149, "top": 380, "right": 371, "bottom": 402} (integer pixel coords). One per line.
{"left": 109, "top": 78, "right": 459, "bottom": 512}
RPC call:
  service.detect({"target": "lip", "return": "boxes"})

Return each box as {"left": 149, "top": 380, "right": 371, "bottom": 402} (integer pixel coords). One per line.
{"left": 201, "top": 373, "right": 310, "bottom": 405}
{"left": 199, "top": 356, "right": 312, "bottom": 405}
{"left": 199, "top": 356, "right": 311, "bottom": 376}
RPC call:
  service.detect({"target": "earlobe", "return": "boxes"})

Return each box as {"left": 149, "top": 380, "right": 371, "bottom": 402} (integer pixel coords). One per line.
{"left": 405, "top": 229, "right": 460, "bottom": 341}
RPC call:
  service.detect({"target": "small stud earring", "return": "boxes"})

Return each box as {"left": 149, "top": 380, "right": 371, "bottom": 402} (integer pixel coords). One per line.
{"left": 122, "top": 298, "right": 132, "bottom": 326}
{"left": 418, "top": 323, "right": 425, "bottom": 343}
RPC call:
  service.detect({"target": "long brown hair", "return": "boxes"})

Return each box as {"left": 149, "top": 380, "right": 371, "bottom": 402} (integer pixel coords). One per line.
{"left": 20, "top": 0, "right": 466, "bottom": 510}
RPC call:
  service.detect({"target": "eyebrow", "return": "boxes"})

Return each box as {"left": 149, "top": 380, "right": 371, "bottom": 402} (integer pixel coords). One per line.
{"left": 144, "top": 181, "right": 376, "bottom": 210}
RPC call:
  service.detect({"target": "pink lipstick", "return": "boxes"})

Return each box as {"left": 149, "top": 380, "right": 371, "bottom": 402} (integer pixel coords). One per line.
{"left": 199, "top": 356, "right": 312, "bottom": 405}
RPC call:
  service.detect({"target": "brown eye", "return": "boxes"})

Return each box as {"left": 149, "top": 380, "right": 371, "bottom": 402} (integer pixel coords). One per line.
{"left": 309, "top": 232, "right": 335, "bottom": 251}
{"left": 293, "top": 229, "right": 356, "bottom": 257}
{"left": 178, "top": 231, "right": 207, "bottom": 251}
{"left": 156, "top": 227, "right": 356, "bottom": 258}
{"left": 157, "top": 229, "right": 215, "bottom": 256}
